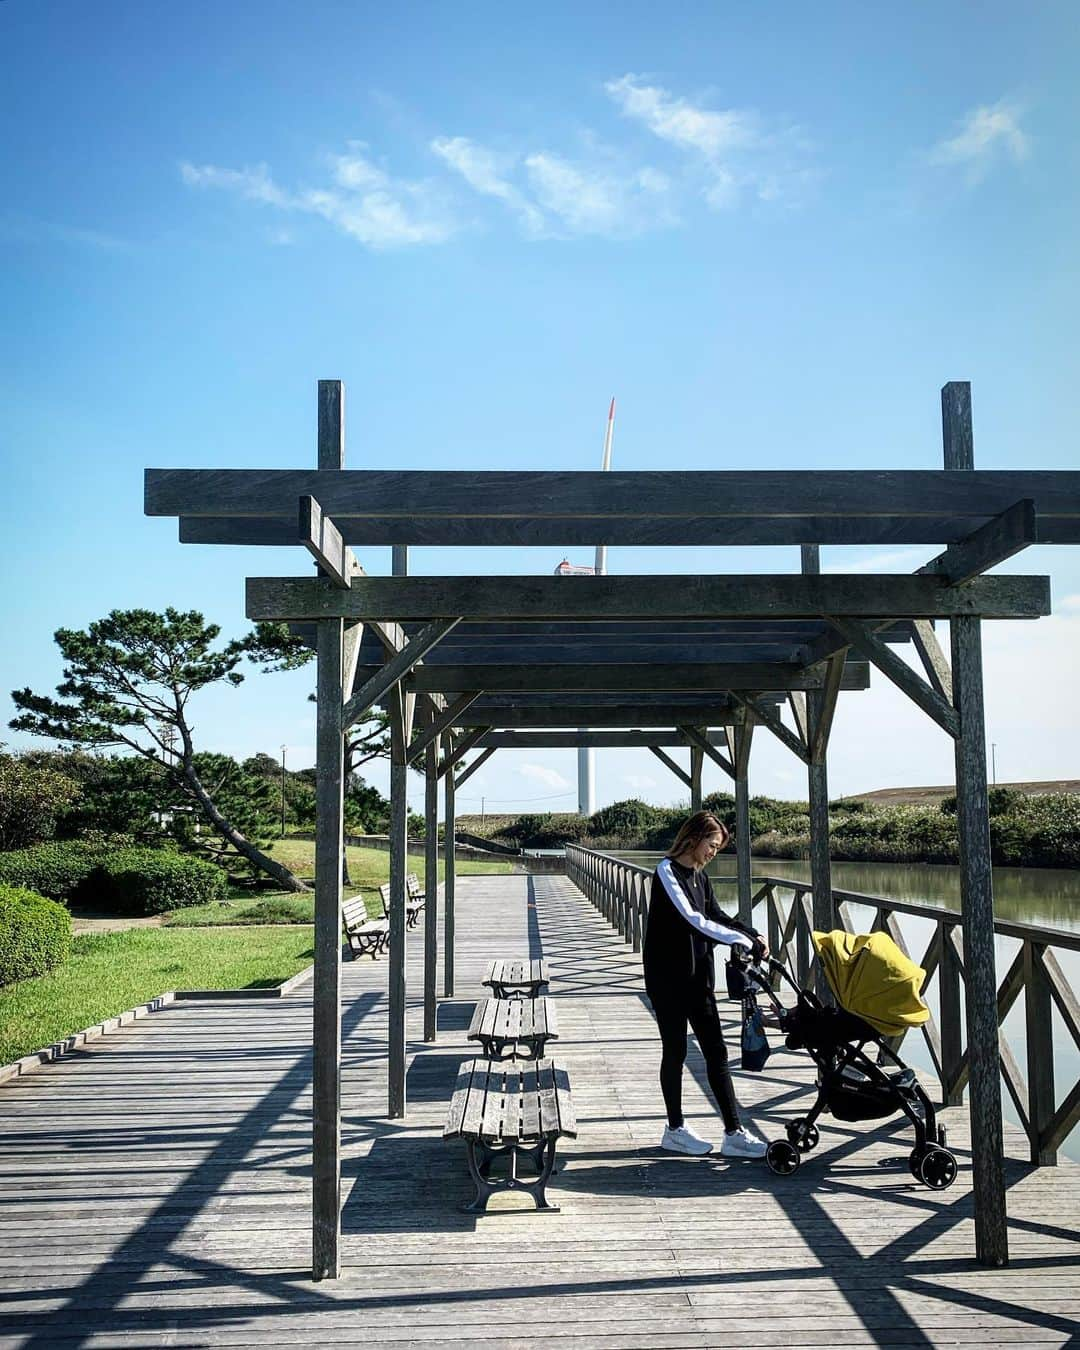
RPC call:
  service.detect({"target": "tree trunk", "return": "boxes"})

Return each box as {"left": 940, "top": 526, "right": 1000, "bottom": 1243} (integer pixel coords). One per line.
{"left": 179, "top": 758, "right": 310, "bottom": 893}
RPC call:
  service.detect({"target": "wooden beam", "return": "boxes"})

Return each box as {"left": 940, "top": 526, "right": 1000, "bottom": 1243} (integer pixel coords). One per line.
{"left": 690, "top": 743, "right": 703, "bottom": 811}
{"left": 341, "top": 618, "right": 462, "bottom": 731}
{"left": 453, "top": 705, "right": 744, "bottom": 729}
{"left": 920, "top": 499, "right": 1036, "bottom": 586}
{"left": 827, "top": 617, "right": 959, "bottom": 738}
{"left": 679, "top": 724, "right": 735, "bottom": 779}
{"left": 649, "top": 746, "right": 692, "bottom": 788}
{"left": 733, "top": 710, "right": 753, "bottom": 923}
{"left": 435, "top": 726, "right": 489, "bottom": 779}
{"left": 443, "top": 751, "right": 456, "bottom": 998}
{"left": 408, "top": 692, "right": 483, "bottom": 762}
{"left": 177, "top": 510, "right": 1080, "bottom": 548}
{"left": 312, "top": 617, "right": 343, "bottom": 1281}
{"left": 476, "top": 729, "right": 729, "bottom": 749}
{"left": 317, "top": 381, "right": 345, "bottom": 469}
{"left": 246, "top": 573, "right": 1051, "bottom": 623}
{"left": 910, "top": 619, "right": 953, "bottom": 701}
{"left": 300, "top": 496, "right": 360, "bottom": 589}
{"left": 423, "top": 735, "right": 439, "bottom": 1044}
{"left": 148, "top": 467, "right": 1080, "bottom": 524}
{"left": 788, "top": 691, "right": 809, "bottom": 746}
{"left": 730, "top": 693, "right": 810, "bottom": 764}
{"left": 387, "top": 661, "right": 870, "bottom": 694}
{"left": 454, "top": 745, "right": 496, "bottom": 788}
{"left": 387, "top": 684, "right": 408, "bottom": 1119}
{"left": 810, "top": 653, "right": 845, "bottom": 764}
{"left": 944, "top": 379, "right": 1007, "bottom": 1269}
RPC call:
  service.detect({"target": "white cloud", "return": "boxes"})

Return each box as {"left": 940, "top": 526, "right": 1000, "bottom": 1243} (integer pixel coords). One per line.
{"left": 519, "top": 763, "right": 572, "bottom": 790}
{"left": 523, "top": 151, "right": 672, "bottom": 236}
{"left": 605, "top": 73, "right": 814, "bottom": 209}
{"left": 929, "top": 99, "right": 1030, "bottom": 183}
{"left": 179, "top": 148, "right": 455, "bottom": 250}
{"left": 431, "top": 136, "right": 546, "bottom": 235}
{"left": 625, "top": 774, "right": 657, "bottom": 790}
{"left": 605, "top": 74, "right": 752, "bottom": 158}
{"left": 1057, "top": 593, "right": 1080, "bottom": 613}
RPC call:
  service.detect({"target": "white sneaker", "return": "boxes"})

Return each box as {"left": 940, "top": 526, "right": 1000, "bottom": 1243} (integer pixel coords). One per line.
{"left": 720, "top": 1127, "right": 768, "bottom": 1159}
{"left": 661, "top": 1124, "right": 713, "bottom": 1156}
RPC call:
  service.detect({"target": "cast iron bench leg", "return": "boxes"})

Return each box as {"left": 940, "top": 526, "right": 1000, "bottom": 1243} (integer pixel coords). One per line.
{"left": 462, "top": 1137, "right": 560, "bottom": 1213}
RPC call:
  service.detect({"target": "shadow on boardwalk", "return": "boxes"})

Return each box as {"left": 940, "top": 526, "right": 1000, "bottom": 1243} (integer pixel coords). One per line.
{"left": 0, "top": 874, "right": 1077, "bottom": 1348}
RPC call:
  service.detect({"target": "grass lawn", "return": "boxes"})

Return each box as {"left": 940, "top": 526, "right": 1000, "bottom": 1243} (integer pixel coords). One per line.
{"left": 167, "top": 840, "right": 518, "bottom": 927}
{"left": 0, "top": 927, "right": 314, "bottom": 1066}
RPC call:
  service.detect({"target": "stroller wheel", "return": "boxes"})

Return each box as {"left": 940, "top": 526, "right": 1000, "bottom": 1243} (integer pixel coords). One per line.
{"left": 766, "top": 1140, "right": 800, "bottom": 1177}
{"left": 786, "top": 1118, "right": 820, "bottom": 1153}
{"left": 918, "top": 1146, "right": 958, "bottom": 1190}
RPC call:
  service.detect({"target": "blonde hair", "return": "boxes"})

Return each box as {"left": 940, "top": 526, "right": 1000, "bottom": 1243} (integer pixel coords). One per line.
{"left": 665, "top": 811, "right": 730, "bottom": 866}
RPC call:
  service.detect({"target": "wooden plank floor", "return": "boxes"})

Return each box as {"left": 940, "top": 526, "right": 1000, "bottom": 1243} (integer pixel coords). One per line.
{"left": 0, "top": 873, "right": 1077, "bottom": 1348}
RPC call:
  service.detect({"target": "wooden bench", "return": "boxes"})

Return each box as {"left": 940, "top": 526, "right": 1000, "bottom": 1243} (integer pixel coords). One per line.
{"left": 482, "top": 958, "right": 549, "bottom": 999}
{"left": 342, "top": 896, "right": 389, "bottom": 960}
{"left": 406, "top": 872, "right": 426, "bottom": 908}
{"left": 444, "top": 1058, "right": 576, "bottom": 1212}
{"left": 467, "top": 996, "right": 559, "bottom": 1060}
{"left": 378, "top": 882, "right": 423, "bottom": 930}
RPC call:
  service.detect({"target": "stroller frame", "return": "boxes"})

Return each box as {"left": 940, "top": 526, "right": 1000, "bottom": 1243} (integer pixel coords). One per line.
{"left": 734, "top": 949, "right": 958, "bottom": 1189}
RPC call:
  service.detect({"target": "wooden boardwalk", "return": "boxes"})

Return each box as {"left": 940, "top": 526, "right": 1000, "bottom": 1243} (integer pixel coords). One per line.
{"left": 1, "top": 874, "right": 1078, "bottom": 1348}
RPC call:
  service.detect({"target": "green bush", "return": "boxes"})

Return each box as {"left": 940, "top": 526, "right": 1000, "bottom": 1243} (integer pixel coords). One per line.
{"left": 588, "top": 799, "right": 661, "bottom": 842}
{"left": 0, "top": 755, "right": 82, "bottom": 850}
{"left": 98, "top": 849, "right": 228, "bottom": 915}
{"left": 0, "top": 841, "right": 109, "bottom": 903}
{"left": 0, "top": 885, "right": 72, "bottom": 986}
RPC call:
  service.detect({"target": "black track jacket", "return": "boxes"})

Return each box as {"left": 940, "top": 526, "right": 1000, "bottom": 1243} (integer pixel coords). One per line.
{"left": 643, "top": 857, "right": 761, "bottom": 1003}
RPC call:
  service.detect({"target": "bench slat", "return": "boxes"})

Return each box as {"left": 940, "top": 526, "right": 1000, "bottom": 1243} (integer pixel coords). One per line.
{"left": 553, "top": 1061, "right": 577, "bottom": 1137}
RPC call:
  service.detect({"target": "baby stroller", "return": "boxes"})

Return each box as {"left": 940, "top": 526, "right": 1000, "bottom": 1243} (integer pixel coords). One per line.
{"left": 732, "top": 930, "right": 958, "bottom": 1190}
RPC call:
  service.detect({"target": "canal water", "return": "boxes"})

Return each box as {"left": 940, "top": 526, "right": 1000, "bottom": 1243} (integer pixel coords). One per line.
{"left": 617, "top": 853, "right": 1080, "bottom": 1161}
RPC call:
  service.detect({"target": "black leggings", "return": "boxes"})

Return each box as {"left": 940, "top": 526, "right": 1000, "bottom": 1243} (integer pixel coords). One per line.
{"left": 652, "top": 972, "right": 741, "bottom": 1134}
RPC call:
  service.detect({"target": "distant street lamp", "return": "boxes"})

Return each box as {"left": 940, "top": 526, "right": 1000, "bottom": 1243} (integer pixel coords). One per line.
{"left": 280, "top": 744, "right": 287, "bottom": 837}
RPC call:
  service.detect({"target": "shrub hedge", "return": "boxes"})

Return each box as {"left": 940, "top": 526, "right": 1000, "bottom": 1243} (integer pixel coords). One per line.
{"left": 97, "top": 849, "right": 228, "bottom": 915}
{"left": 0, "top": 841, "right": 109, "bottom": 903}
{"left": 485, "top": 791, "right": 1080, "bottom": 868}
{"left": 0, "top": 885, "right": 72, "bottom": 987}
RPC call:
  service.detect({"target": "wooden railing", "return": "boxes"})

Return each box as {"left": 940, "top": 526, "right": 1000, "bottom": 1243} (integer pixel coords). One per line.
{"left": 564, "top": 843, "right": 1080, "bottom": 1166}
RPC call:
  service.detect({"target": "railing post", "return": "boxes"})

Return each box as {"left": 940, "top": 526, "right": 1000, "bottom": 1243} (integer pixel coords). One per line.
{"left": 939, "top": 920, "right": 964, "bottom": 1106}
{"left": 1025, "top": 941, "right": 1057, "bottom": 1165}
{"left": 795, "top": 887, "right": 811, "bottom": 987}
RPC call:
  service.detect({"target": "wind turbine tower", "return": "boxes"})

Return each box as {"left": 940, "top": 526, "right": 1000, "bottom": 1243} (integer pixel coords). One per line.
{"left": 554, "top": 398, "right": 616, "bottom": 818}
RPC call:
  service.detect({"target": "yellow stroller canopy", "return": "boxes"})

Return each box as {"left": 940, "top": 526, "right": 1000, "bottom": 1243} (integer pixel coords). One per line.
{"left": 811, "top": 930, "right": 930, "bottom": 1037}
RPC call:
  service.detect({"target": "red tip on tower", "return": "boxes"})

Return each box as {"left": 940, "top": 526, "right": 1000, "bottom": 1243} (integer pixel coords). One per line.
{"left": 608, "top": 397, "right": 616, "bottom": 420}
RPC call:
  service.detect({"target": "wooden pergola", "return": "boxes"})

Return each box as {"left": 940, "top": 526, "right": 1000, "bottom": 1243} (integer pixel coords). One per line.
{"left": 145, "top": 379, "right": 1077, "bottom": 1280}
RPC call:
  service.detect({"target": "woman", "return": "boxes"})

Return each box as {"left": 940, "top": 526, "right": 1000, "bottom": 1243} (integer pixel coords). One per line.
{"left": 643, "top": 810, "right": 769, "bottom": 1158}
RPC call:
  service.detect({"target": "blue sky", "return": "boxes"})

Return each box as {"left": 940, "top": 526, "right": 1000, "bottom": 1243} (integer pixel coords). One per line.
{"left": 2, "top": 1, "right": 1078, "bottom": 817}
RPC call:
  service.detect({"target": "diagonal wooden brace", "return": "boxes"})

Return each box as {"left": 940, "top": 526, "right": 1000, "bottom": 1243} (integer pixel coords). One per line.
{"left": 342, "top": 618, "right": 462, "bottom": 731}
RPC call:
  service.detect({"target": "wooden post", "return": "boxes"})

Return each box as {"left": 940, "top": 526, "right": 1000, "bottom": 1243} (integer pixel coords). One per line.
{"left": 802, "top": 546, "right": 834, "bottom": 943}
{"left": 444, "top": 746, "right": 456, "bottom": 998}
{"left": 944, "top": 380, "right": 1008, "bottom": 1266}
{"left": 938, "top": 921, "right": 964, "bottom": 1105}
{"left": 734, "top": 714, "right": 753, "bottom": 925}
{"left": 387, "top": 681, "right": 408, "bottom": 1118}
{"left": 690, "top": 739, "right": 703, "bottom": 812}
{"left": 312, "top": 617, "right": 343, "bottom": 1280}
{"left": 312, "top": 379, "right": 345, "bottom": 1281}
{"left": 423, "top": 732, "right": 439, "bottom": 1042}
{"left": 1024, "top": 942, "right": 1055, "bottom": 1166}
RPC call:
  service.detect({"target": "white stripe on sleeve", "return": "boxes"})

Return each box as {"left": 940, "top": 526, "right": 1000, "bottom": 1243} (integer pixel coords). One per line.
{"left": 656, "top": 859, "right": 753, "bottom": 948}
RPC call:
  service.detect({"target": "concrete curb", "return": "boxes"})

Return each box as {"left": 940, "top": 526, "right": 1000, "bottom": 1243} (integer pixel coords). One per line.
{"left": 0, "top": 961, "right": 315, "bottom": 1086}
